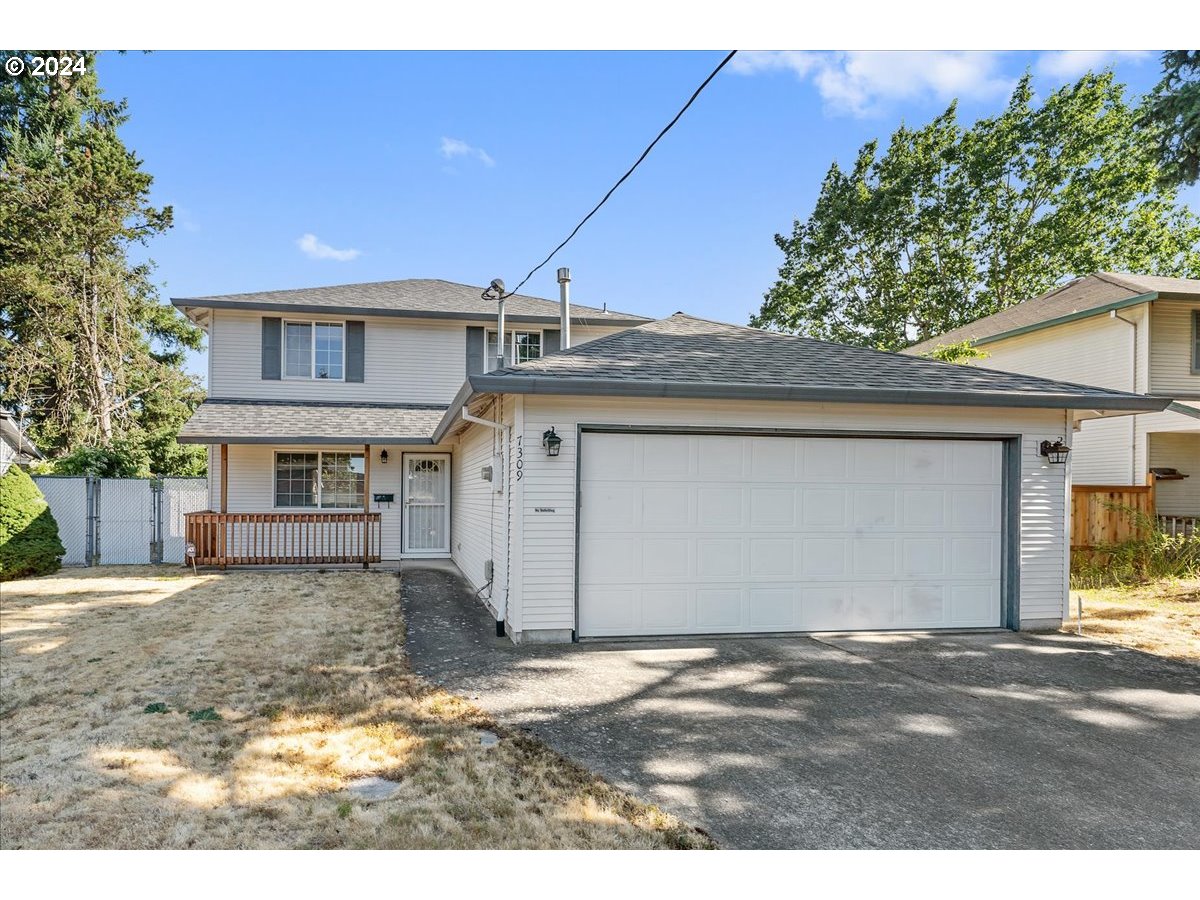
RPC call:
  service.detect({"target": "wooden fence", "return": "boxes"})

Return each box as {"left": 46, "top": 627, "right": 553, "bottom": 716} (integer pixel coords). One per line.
{"left": 184, "top": 511, "right": 382, "bottom": 567}
{"left": 1070, "top": 479, "right": 1155, "bottom": 550}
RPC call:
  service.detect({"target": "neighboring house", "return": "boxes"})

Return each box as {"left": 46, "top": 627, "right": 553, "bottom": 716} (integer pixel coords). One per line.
{"left": 0, "top": 409, "right": 43, "bottom": 474}
{"left": 905, "top": 272, "right": 1200, "bottom": 519}
{"left": 176, "top": 277, "right": 1167, "bottom": 643}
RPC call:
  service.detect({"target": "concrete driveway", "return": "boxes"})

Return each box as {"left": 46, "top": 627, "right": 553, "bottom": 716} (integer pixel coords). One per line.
{"left": 402, "top": 565, "right": 1200, "bottom": 849}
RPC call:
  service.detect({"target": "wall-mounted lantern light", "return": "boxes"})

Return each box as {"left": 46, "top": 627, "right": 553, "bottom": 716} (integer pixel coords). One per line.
{"left": 542, "top": 427, "right": 563, "bottom": 457}
{"left": 380, "top": 449, "right": 389, "bottom": 464}
{"left": 1039, "top": 438, "right": 1071, "bottom": 464}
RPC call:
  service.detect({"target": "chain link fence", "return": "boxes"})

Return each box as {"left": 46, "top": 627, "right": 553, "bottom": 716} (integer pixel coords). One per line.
{"left": 33, "top": 476, "right": 208, "bottom": 566}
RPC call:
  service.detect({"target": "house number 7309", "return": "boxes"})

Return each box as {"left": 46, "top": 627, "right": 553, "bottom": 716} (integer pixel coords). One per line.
{"left": 515, "top": 435, "right": 523, "bottom": 480}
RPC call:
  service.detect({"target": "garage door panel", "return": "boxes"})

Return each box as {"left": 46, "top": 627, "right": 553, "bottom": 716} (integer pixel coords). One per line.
{"left": 643, "top": 539, "right": 690, "bottom": 578}
{"left": 802, "top": 538, "right": 848, "bottom": 577}
{"left": 697, "top": 539, "right": 743, "bottom": 576}
{"left": 853, "top": 489, "right": 897, "bottom": 528}
{"left": 751, "top": 438, "right": 798, "bottom": 479}
{"left": 697, "top": 487, "right": 744, "bottom": 527}
{"left": 578, "top": 433, "right": 1004, "bottom": 637}
{"left": 851, "top": 440, "right": 900, "bottom": 481}
{"left": 801, "top": 488, "right": 849, "bottom": 527}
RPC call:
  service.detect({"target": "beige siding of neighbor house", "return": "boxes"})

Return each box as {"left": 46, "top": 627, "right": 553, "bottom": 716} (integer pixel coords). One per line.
{"left": 974, "top": 303, "right": 1161, "bottom": 487}
{"left": 1150, "top": 432, "right": 1200, "bottom": 516}
{"left": 207, "top": 309, "right": 631, "bottom": 405}
{"left": 1149, "top": 299, "right": 1200, "bottom": 397}
{"left": 507, "top": 397, "right": 1071, "bottom": 636}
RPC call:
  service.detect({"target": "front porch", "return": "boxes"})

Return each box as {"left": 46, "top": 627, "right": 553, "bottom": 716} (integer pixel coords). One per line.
{"left": 176, "top": 399, "right": 457, "bottom": 566}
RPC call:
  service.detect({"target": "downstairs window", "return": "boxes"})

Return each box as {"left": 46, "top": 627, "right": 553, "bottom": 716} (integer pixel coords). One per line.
{"left": 274, "top": 451, "right": 364, "bottom": 508}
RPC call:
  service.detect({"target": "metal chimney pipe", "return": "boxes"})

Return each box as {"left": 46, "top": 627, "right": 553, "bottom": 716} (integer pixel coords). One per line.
{"left": 557, "top": 267, "right": 572, "bottom": 349}
{"left": 496, "top": 293, "right": 506, "bottom": 371}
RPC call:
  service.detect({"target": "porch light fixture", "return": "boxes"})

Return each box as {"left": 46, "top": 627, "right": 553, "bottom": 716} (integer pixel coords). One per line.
{"left": 1039, "top": 438, "right": 1071, "bottom": 464}
{"left": 542, "top": 427, "right": 563, "bottom": 457}
{"left": 380, "top": 449, "right": 389, "bottom": 464}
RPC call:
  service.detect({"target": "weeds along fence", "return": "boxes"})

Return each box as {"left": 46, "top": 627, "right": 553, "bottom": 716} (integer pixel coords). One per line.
{"left": 33, "top": 476, "right": 209, "bottom": 566}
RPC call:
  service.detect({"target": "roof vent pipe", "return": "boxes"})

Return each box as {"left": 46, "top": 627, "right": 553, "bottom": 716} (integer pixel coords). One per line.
{"left": 557, "top": 267, "right": 572, "bottom": 349}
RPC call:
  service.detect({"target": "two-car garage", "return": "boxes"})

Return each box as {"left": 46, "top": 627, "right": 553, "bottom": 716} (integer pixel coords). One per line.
{"left": 578, "top": 431, "right": 1008, "bottom": 638}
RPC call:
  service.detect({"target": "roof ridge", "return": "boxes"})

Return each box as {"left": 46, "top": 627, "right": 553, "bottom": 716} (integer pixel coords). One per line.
{"left": 1091, "top": 271, "right": 1151, "bottom": 293}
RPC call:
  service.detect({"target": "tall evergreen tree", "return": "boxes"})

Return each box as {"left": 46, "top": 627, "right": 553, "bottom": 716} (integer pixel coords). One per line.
{"left": 0, "top": 51, "right": 205, "bottom": 474}
{"left": 1142, "top": 50, "right": 1200, "bottom": 189}
{"left": 754, "top": 73, "right": 1200, "bottom": 351}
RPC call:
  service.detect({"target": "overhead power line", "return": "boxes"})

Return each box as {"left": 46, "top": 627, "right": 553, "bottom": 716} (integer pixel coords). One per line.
{"left": 495, "top": 49, "right": 738, "bottom": 300}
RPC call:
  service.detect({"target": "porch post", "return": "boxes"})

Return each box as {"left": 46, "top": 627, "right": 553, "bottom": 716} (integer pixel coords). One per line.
{"left": 219, "top": 443, "right": 228, "bottom": 570}
{"left": 362, "top": 444, "right": 371, "bottom": 569}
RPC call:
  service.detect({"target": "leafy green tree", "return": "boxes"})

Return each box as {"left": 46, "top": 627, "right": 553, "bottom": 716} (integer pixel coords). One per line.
{"left": 1142, "top": 51, "right": 1200, "bottom": 189}
{"left": 0, "top": 50, "right": 206, "bottom": 475}
{"left": 918, "top": 341, "right": 990, "bottom": 364}
{"left": 0, "top": 464, "right": 65, "bottom": 581}
{"left": 754, "top": 73, "right": 1200, "bottom": 350}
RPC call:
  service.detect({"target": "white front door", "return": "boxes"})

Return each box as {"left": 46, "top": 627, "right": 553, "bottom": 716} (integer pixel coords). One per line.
{"left": 403, "top": 453, "right": 450, "bottom": 555}
{"left": 578, "top": 432, "right": 1004, "bottom": 638}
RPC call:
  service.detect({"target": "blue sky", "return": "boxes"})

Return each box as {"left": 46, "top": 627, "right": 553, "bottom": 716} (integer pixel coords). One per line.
{"left": 97, "top": 50, "right": 1184, "bottom": 382}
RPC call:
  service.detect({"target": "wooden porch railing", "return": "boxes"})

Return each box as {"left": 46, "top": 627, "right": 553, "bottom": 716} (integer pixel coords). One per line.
{"left": 184, "top": 511, "right": 382, "bottom": 566}
{"left": 1070, "top": 478, "right": 1156, "bottom": 550}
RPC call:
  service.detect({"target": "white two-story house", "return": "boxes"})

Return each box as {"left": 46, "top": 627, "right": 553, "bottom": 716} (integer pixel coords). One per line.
{"left": 176, "top": 277, "right": 1167, "bottom": 643}
{"left": 905, "top": 272, "right": 1200, "bottom": 520}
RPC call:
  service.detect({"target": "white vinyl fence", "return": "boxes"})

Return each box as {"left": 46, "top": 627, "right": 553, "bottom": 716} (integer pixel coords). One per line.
{"left": 33, "top": 476, "right": 209, "bottom": 566}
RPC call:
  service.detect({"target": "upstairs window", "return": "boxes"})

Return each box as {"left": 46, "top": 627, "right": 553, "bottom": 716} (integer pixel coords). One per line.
{"left": 485, "top": 330, "right": 542, "bottom": 370}
{"left": 284, "top": 321, "right": 344, "bottom": 379}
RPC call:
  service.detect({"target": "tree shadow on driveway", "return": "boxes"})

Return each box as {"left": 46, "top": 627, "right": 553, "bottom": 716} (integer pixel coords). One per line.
{"left": 402, "top": 565, "right": 1200, "bottom": 850}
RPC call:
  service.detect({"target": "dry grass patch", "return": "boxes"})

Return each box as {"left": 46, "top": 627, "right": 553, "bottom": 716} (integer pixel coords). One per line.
{"left": 1062, "top": 577, "right": 1200, "bottom": 664}
{"left": 0, "top": 567, "right": 712, "bottom": 849}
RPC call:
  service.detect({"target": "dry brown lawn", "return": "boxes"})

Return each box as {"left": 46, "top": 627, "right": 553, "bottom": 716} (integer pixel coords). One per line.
{"left": 0, "top": 567, "right": 713, "bottom": 849}
{"left": 1062, "top": 577, "right": 1200, "bottom": 664}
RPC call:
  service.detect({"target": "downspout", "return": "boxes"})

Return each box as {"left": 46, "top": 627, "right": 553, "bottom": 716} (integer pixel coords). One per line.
{"left": 1110, "top": 309, "right": 1139, "bottom": 484}
{"left": 461, "top": 405, "right": 511, "bottom": 636}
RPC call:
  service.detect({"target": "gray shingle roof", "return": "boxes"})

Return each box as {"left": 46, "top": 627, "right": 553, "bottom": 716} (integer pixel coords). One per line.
{"left": 172, "top": 278, "right": 649, "bottom": 325}
{"left": 177, "top": 399, "right": 445, "bottom": 444}
{"left": 454, "top": 313, "right": 1170, "bottom": 414}
{"left": 905, "top": 272, "right": 1200, "bottom": 354}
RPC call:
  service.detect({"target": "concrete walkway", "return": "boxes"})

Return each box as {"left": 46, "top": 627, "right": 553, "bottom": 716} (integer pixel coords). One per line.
{"left": 402, "top": 565, "right": 1200, "bottom": 849}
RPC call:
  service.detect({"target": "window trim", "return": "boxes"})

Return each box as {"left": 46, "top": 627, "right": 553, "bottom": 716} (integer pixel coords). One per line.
{"left": 1192, "top": 309, "right": 1200, "bottom": 375}
{"left": 272, "top": 448, "right": 365, "bottom": 511}
{"left": 484, "top": 328, "right": 543, "bottom": 369}
{"left": 282, "top": 319, "right": 346, "bottom": 381}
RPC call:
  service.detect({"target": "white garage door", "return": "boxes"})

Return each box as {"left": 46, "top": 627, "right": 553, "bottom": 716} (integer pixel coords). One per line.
{"left": 578, "top": 432, "right": 1004, "bottom": 637}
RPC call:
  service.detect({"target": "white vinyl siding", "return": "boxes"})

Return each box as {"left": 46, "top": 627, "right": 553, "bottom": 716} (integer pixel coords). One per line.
{"left": 207, "top": 311, "right": 636, "bottom": 405}
{"left": 209, "top": 310, "right": 468, "bottom": 403}
{"left": 450, "top": 401, "right": 509, "bottom": 604}
{"left": 512, "top": 397, "right": 1070, "bottom": 635}
{"left": 1150, "top": 300, "right": 1200, "bottom": 395}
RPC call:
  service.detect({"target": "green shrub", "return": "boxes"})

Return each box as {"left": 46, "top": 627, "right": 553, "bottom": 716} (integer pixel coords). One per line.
{"left": 1070, "top": 503, "right": 1200, "bottom": 588}
{"left": 0, "top": 466, "right": 66, "bottom": 582}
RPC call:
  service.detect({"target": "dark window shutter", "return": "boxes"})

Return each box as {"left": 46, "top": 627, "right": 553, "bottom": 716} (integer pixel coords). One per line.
{"left": 465, "top": 326, "right": 485, "bottom": 376}
{"left": 543, "top": 329, "right": 561, "bottom": 355}
{"left": 345, "top": 320, "right": 365, "bottom": 383}
{"left": 261, "top": 317, "right": 282, "bottom": 380}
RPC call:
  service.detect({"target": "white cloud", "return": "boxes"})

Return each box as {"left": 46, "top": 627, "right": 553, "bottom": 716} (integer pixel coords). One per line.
{"left": 731, "top": 51, "right": 1014, "bottom": 117}
{"left": 439, "top": 136, "right": 495, "bottom": 167}
{"left": 296, "top": 233, "right": 361, "bottom": 262}
{"left": 1035, "top": 50, "right": 1150, "bottom": 80}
